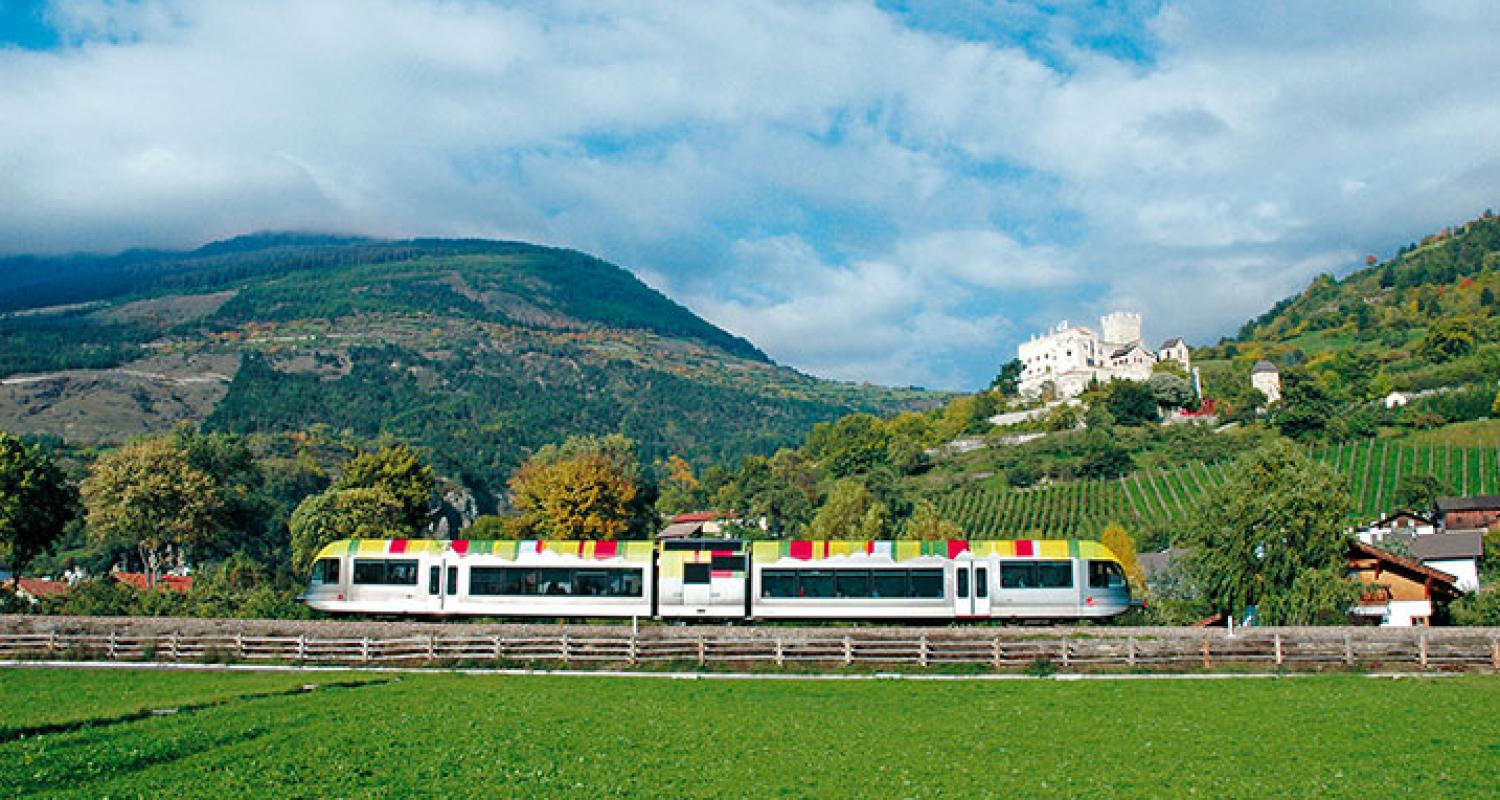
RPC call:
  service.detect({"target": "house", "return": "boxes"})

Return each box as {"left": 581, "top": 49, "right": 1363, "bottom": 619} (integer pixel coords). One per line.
{"left": 1016, "top": 311, "right": 1190, "bottom": 400}
{"left": 2, "top": 577, "right": 70, "bottom": 604}
{"left": 112, "top": 572, "right": 195, "bottom": 594}
{"left": 1157, "top": 337, "right": 1192, "bottom": 370}
{"left": 1409, "top": 532, "right": 1485, "bottom": 592}
{"left": 659, "top": 511, "right": 762, "bottom": 539}
{"left": 1347, "top": 542, "right": 1463, "bottom": 626}
{"left": 1435, "top": 495, "right": 1500, "bottom": 533}
{"left": 1250, "top": 361, "right": 1281, "bottom": 404}
{"left": 1354, "top": 510, "right": 1437, "bottom": 545}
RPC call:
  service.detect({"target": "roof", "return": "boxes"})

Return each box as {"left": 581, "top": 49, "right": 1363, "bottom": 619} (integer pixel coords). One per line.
{"left": 1410, "top": 532, "right": 1485, "bottom": 560}
{"left": 312, "top": 538, "right": 656, "bottom": 563}
{"left": 1159, "top": 337, "right": 1185, "bottom": 349}
{"left": 1110, "top": 344, "right": 1149, "bottom": 358}
{"left": 659, "top": 521, "right": 705, "bottom": 539}
{"left": 1251, "top": 360, "right": 1278, "bottom": 374}
{"left": 1137, "top": 547, "right": 1189, "bottom": 580}
{"left": 5, "top": 577, "right": 70, "bottom": 598}
{"left": 113, "top": 573, "right": 194, "bottom": 594}
{"left": 1435, "top": 495, "right": 1500, "bottom": 513}
{"left": 750, "top": 539, "right": 1118, "bottom": 564}
{"left": 1348, "top": 542, "right": 1461, "bottom": 595}
{"left": 671, "top": 512, "right": 725, "bottom": 523}
{"left": 1371, "top": 509, "right": 1434, "bottom": 528}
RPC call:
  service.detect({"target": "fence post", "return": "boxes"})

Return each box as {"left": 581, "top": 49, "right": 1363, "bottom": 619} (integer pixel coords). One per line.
{"left": 842, "top": 635, "right": 853, "bottom": 666}
{"left": 1418, "top": 633, "right": 1428, "bottom": 669}
{"left": 1060, "top": 639, "right": 1071, "bottom": 668}
{"left": 919, "top": 634, "right": 929, "bottom": 668}
{"left": 993, "top": 637, "right": 1003, "bottom": 669}
{"left": 1127, "top": 636, "right": 1136, "bottom": 667}
{"left": 696, "top": 637, "right": 706, "bottom": 667}
{"left": 559, "top": 634, "right": 569, "bottom": 665}
{"left": 363, "top": 637, "right": 372, "bottom": 663}
{"left": 629, "top": 633, "right": 638, "bottom": 666}
{"left": 48, "top": 630, "right": 58, "bottom": 656}
{"left": 296, "top": 634, "right": 306, "bottom": 661}
{"left": 107, "top": 630, "right": 118, "bottom": 660}
{"left": 774, "top": 638, "right": 784, "bottom": 667}
{"left": 1274, "top": 634, "right": 1283, "bottom": 666}
{"left": 170, "top": 632, "right": 180, "bottom": 661}
{"left": 1491, "top": 638, "right": 1499, "bottom": 670}
{"left": 1343, "top": 634, "right": 1354, "bottom": 667}
{"left": 1200, "top": 637, "right": 1211, "bottom": 669}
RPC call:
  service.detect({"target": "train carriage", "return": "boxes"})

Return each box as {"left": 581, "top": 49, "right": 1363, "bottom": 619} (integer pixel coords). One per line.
{"left": 303, "top": 537, "right": 1131, "bottom": 621}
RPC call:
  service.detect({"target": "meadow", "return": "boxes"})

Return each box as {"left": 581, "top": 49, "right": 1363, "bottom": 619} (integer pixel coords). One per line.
{"left": 1, "top": 667, "right": 1495, "bottom": 798}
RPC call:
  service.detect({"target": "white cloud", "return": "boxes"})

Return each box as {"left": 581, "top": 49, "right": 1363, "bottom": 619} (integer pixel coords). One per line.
{"left": 0, "top": 1, "right": 1496, "bottom": 388}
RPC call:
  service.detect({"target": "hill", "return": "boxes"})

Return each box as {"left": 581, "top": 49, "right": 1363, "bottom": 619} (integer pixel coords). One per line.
{"left": 1195, "top": 210, "right": 1498, "bottom": 407}
{"left": 0, "top": 235, "right": 941, "bottom": 499}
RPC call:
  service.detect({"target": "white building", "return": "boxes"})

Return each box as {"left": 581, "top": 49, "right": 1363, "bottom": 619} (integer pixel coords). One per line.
{"left": 1017, "top": 311, "right": 1189, "bottom": 399}
{"left": 1250, "top": 360, "right": 1281, "bottom": 405}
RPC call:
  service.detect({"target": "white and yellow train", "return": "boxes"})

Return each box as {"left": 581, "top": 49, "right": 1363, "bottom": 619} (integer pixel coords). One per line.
{"left": 302, "top": 537, "right": 1132, "bottom": 622}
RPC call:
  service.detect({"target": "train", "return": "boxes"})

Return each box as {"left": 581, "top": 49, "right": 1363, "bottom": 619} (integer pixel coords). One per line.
{"left": 301, "top": 537, "right": 1133, "bottom": 621}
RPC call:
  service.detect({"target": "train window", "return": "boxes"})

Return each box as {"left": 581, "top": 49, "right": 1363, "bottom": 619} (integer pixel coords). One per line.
{"left": 684, "top": 563, "right": 711, "bottom": 585}
{"left": 871, "top": 570, "right": 907, "bottom": 599}
{"left": 761, "top": 570, "right": 797, "bottom": 598}
{"left": 909, "top": 569, "right": 944, "bottom": 599}
{"left": 446, "top": 566, "right": 458, "bottom": 596}
{"left": 957, "top": 568, "right": 970, "bottom": 598}
{"left": 352, "top": 559, "right": 419, "bottom": 586}
{"left": 428, "top": 566, "right": 440, "bottom": 595}
{"left": 799, "top": 570, "right": 834, "bottom": 598}
{"left": 1037, "top": 561, "right": 1073, "bottom": 589}
{"left": 540, "top": 568, "right": 573, "bottom": 595}
{"left": 1089, "top": 561, "right": 1127, "bottom": 589}
{"left": 711, "top": 554, "right": 746, "bottom": 572}
{"left": 834, "top": 570, "right": 872, "bottom": 599}
{"left": 310, "top": 558, "right": 340, "bottom": 585}
{"left": 468, "top": 567, "right": 642, "bottom": 597}
{"left": 976, "top": 567, "right": 989, "bottom": 598}
{"left": 1001, "top": 562, "right": 1036, "bottom": 589}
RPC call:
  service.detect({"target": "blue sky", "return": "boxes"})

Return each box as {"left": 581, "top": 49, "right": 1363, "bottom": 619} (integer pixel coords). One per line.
{"left": 1, "top": 1, "right": 1497, "bottom": 389}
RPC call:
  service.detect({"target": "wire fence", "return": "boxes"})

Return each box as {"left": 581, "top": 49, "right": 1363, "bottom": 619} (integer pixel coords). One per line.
{"left": 2, "top": 627, "right": 1497, "bottom": 671}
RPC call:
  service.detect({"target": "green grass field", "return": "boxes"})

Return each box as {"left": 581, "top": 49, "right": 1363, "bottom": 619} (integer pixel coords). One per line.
{"left": 2, "top": 668, "right": 1496, "bottom": 798}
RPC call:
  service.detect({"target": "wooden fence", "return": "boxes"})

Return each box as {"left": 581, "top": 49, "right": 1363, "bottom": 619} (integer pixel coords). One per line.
{"left": 2, "top": 628, "right": 1497, "bottom": 671}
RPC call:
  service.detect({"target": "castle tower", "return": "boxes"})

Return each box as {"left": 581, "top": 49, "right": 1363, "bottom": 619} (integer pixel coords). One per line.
{"left": 1100, "top": 311, "right": 1142, "bottom": 346}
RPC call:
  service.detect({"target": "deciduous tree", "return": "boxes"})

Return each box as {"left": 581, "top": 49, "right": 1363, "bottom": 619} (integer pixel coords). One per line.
{"left": 335, "top": 444, "right": 436, "bottom": 531}
{"left": 809, "top": 479, "right": 889, "bottom": 539}
{"left": 82, "top": 437, "right": 227, "bottom": 587}
{"left": 1184, "top": 441, "right": 1358, "bottom": 625}
{"left": 289, "top": 487, "right": 407, "bottom": 573}
{"left": 0, "top": 433, "right": 76, "bottom": 582}
{"left": 507, "top": 434, "right": 651, "bottom": 540}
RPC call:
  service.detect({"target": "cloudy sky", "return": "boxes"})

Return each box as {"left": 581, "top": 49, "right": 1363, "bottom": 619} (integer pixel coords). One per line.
{"left": 1, "top": 1, "right": 1497, "bottom": 389}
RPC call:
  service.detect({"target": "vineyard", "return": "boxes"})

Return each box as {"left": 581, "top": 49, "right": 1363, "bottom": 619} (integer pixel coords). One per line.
{"left": 936, "top": 440, "right": 1500, "bottom": 538}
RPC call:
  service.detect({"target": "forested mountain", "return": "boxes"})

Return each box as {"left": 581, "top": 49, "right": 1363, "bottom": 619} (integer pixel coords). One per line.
{"left": 0, "top": 235, "right": 939, "bottom": 500}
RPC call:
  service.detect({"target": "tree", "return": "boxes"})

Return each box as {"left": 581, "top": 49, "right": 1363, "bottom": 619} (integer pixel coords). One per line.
{"left": 81, "top": 437, "right": 227, "bottom": 587}
{"left": 0, "top": 433, "right": 77, "bottom": 582}
{"left": 1183, "top": 442, "right": 1359, "bottom": 625}
{"left": 335, "top": 444, "right": 436, "bottom": 531}
{"left": 805, "top": 414, "right": 889, "bottom": 478}
{"left": 1099, "top": 522, "right": 1146, "bottom": 596}
{"left": 507, "top": 434, "right": 652, "bottom": 540}
{"left": 1418, "top": 317, "right": 1480, "bottom": 363}
{"left": 809, "top": 479, "right": 890, "bottom": 539}
{"left": 1146, "top": 373, "right": 1194, "bottom": 410}
{"left": 1105, "top": 381, "right": 1159, "bottom": 426}
{"left": 1271, "top": 368, "right": 1337, "bottom": 442}
{"left": 990, "top": 358, "right": 1025, "bottom": 396}
{"left": 289, "top": 487, "right": 407, "bottom": 573}
{"left": 901, "top": 500, "right": 962, "bottom": 541}
{"left": 1391, "top": 473, "right": 1453, "bottom": 516}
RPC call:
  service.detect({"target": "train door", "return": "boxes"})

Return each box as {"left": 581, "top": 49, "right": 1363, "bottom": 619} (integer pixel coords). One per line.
{"left": 953, "top": 558, "right": 991, "bottom": 619}
{"left": 427, "top": 559, "right": 458, "bottom": 612}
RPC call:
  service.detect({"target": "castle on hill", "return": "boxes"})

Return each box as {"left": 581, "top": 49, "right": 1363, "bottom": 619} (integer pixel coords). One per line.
{"left": 1017, "top": 311, "right": 1191, "bottom": 400}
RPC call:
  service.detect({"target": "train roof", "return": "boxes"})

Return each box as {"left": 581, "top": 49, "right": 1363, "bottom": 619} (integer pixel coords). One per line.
{"left": 313, "top": 538, "right": 1119, "bottom": 564}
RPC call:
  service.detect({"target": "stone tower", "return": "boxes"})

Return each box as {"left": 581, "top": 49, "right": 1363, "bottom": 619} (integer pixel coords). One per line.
{"left": 1100, "top": 311, "right": 1142, "bottom": 346}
